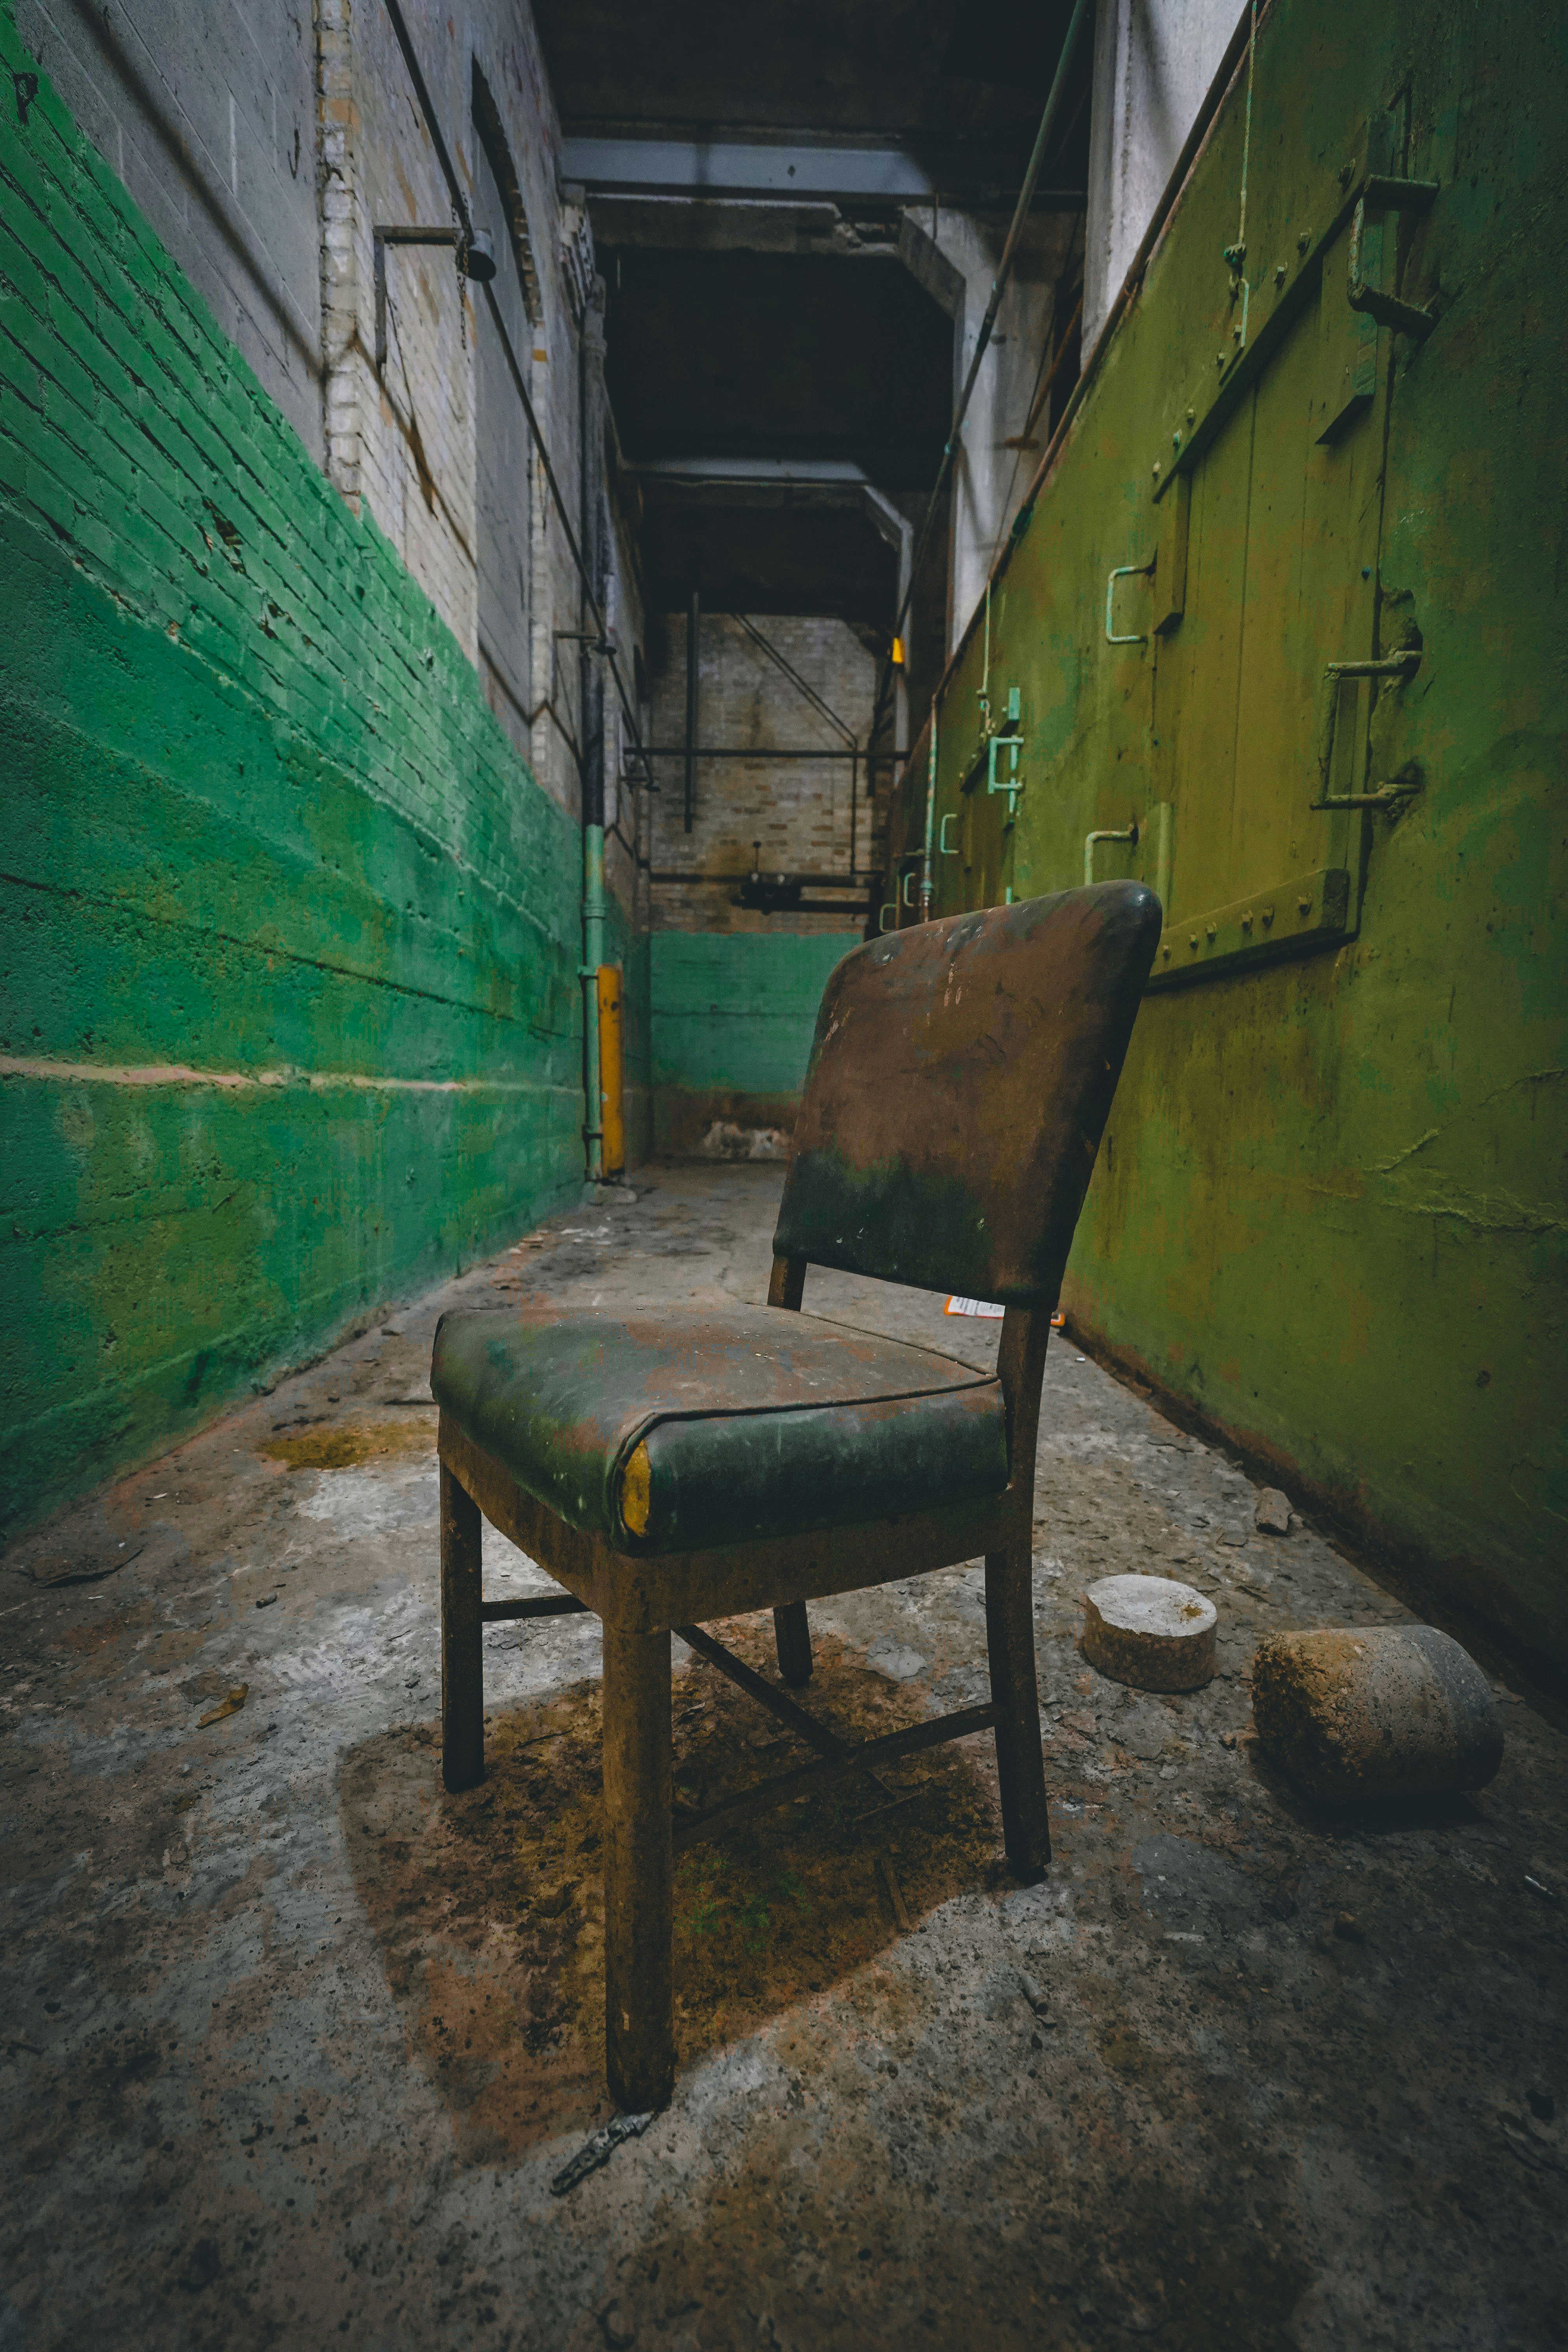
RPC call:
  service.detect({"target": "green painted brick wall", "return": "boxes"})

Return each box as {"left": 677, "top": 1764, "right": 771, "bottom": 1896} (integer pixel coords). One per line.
{"left": 649, "top": 931, "right": 859, "bottom": 1149}
{"left": 0, "top": 21, "right": 599, "bottom": 1536}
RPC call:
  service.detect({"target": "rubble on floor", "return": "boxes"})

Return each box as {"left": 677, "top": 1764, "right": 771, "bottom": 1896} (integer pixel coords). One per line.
{"left": 2, "top": 1167, "right": 1564, "bottom": 2350}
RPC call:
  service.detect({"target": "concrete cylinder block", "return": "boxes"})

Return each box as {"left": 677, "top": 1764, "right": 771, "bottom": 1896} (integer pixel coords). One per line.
{"left": 1081, "top": 1573, "right": 1217, "bottom": 1691}
{"left": 1251, "top": 1626, "right": 1504, "bottom": 1802}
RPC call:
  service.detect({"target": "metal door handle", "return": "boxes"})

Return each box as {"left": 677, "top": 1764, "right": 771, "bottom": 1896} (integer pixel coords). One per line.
{"left": 1084, "top": 822, "right": 1139, "bottom": 887}
{"left": 901, "top": 869, "right": 918, "bottom": 907}
{"left": 1312, "top": 650, "right": 1422, "bottom": 804}
{"left": 1105, "top": 563, "right": 1154, "bottom": 646}
{"left": 938, "top": 813, "right": 961, "bottom": 855}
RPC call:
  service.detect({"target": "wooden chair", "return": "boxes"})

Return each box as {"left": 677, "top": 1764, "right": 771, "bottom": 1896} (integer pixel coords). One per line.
{"left": 433, "top": 882, "right": 1160, "bottom": 2111}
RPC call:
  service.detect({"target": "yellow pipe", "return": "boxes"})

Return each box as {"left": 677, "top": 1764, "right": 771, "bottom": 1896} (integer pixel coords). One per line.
{"left": 597, "top": 964, "right": 625, "bottom": 1176}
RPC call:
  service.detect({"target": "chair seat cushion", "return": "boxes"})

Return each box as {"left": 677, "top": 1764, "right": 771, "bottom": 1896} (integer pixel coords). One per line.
{"left": 431, "top": 1304, "right": 1009, "bottom": 1555}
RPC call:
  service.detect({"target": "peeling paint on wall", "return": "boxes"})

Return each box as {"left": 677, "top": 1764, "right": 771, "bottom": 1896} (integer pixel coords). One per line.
{"left": 900, "top": 0, "right": 1568, "bottom": 1665}
{"left": 0, "top": 24, "right": 593, "bottom": 1536}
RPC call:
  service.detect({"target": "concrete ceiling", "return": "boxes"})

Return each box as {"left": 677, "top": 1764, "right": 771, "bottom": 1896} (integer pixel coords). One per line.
{"left": 604, "top": 249, "right": 954, "bottom": 485}
{"left": 534, "top": 0, "right": 1091, "bottom": 618}
{"left": 533, "top": 0, "right": 1084, "bottom": 152}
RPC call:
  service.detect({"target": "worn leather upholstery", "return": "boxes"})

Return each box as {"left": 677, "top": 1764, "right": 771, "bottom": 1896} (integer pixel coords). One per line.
{"left": 431, "top": 1304, "right": 1008, "bottom": 1554}
{"left": 775, "top": 882, "right": 1161, "bottom": 1303}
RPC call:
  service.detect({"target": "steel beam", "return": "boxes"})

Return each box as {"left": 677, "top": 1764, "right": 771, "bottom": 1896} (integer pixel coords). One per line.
{"left": 562, "top": 135, "right": 1082, "bottom": 211}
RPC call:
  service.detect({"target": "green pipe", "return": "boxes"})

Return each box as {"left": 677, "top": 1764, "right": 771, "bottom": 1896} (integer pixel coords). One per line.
{"left": 583, "top": 821, "right": 605, "bottom": 1182}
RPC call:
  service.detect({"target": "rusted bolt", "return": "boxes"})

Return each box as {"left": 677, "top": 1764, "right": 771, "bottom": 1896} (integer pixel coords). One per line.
{"left": 1297, "top": 230, "right": 1311, "bottom": 253}
{"left": 1339, "top": 160, "right": 1354, "bottom": 187}
{"left": 1241, "top": 911, "right": 1253, "bottom": 930}
{"left": 1205, "top": 922, "right": 1217, "bottom": 939}
{"left": 1172, "top": 430, "right": 1181, "bottom": 451}
{"left": 1152, "top": 461, "right": 1161, "bottom": 479}
{"left": 1274, "top": 263, "right": 1287, "bottom": 286}
{"left": 1298, "top": 894, "right": 1312, "bottom": 914}
{"left": 1188, "top": 933, "right": 1199, "bottom": 949}
{"left": 1261, "top": 904, "right": 1275, "bottom": 926}
{"left": 1232, "top": 323, "right": 1243, "bottom": 342}
{"left": 1185, "top": 406, "right": 1195, "bottom": 423}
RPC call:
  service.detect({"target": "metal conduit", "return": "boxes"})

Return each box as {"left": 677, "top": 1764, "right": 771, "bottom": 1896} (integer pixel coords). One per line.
{"left": 866, "top": 0, "right": 1095, "bottom": 871}
{"left": 379, "top": 0, "right": 656, "bottom": 1188}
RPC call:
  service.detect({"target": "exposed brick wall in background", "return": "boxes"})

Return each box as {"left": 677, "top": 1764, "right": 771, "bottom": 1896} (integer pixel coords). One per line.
{"left": 648, "top": 611, "right": 877, "bottom": 937}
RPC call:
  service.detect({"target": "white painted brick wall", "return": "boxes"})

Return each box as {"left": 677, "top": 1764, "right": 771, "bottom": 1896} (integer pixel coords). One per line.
{"left": 15, "top": 0, "right": 642, "bottom": 862}
{"left": 17, "top": 0, "right": 324, "bottom": 458}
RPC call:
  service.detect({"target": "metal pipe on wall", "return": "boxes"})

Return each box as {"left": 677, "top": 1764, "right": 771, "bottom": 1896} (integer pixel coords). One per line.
{"left": 919, "top": 708, "right": 938, "bottom": 922}
{"left": 864, "top": 0, "right": 1095, "bottom": 780}
{"left": 684, "top": 592, "right": 699, "bottom": 834}
{"left": 579, "top": 280, "right": 608, "bottom": 1184}
{"left": 379, "top": 0, "right": 656, "bottom": 1188}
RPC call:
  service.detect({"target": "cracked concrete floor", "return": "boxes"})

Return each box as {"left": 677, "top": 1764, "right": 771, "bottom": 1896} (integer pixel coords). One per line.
{"left": 3, "top": 1165, "right": 1566, "bottom": 2351}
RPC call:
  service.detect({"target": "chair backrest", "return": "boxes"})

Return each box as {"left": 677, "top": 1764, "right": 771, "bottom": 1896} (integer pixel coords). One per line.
{"left": 773, "top": 881, "right": 1160, "bottom": 1306}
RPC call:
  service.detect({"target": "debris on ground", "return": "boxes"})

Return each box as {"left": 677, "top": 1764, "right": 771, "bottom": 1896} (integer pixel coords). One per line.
{"left": 698, "top": 1120, "right": 789, "bottom": 1161}
{"left": 879, "top": 1855, "right": 911, "bottom": 1931}
{"left": 197, "top": 1684, "right": 249, "bottom": 1728}
{"left": 28, "top": 1542, "right": 144, "bottom": 1587}
{"left": 1081, "top": 1573, "right": 1216, "bottom": 1691}
{"left": 550, "top": 2110, "right": 655, "bottom": 2197}
{"left": 1252, "top": 1627, "right": 1503, "bottom": 1800}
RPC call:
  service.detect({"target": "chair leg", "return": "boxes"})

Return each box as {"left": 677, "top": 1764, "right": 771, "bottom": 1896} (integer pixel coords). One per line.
{"left": 441, "top": 1458, "right": 485, "bottom": 1792}
{"left": 603, "top": 1621, "right": 675, "bottom": 2112}
{"left": 984, "top": 1543, "right": 1051, "bottom": 1881}
{"left": 773, "top": 1600, "right": 813, "bottom": 1687}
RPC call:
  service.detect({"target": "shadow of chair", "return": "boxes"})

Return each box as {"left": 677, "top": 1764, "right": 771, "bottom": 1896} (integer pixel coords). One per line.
{"left": 431, "top": 880, "right": 1161, "bottom": 2110}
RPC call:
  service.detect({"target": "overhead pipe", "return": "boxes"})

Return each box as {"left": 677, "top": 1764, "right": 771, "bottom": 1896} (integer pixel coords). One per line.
{"left": 873, "top": 0, "right": 1261, "bottom": 896}
{"left": 866, "top": 0, "right": 1095, "bottom": 777}
{"left": 941, "top": 0, "right": 1263, "bottom": 711}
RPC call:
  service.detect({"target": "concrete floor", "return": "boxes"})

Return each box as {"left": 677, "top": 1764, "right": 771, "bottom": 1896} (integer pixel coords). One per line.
{"left": 3, "top": 1166, "right": 1566, "bottom": 2352}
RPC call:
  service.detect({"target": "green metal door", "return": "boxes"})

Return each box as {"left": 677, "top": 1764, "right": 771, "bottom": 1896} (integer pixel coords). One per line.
{"left": 1148, "top": 215, "right": 1399, "bottom": 985}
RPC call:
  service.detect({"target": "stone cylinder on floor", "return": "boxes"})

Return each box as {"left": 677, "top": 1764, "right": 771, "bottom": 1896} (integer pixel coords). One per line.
{"left": 1081, "top": 1573, "right": 1217, "bottom": 1691}
{"left": 1251, "top": 1626, "right": 1504, "bottom": 1801}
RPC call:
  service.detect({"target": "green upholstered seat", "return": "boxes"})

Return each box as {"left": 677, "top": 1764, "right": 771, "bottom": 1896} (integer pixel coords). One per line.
{"left": 431, "top": 1303, "right": 1008, "bottom": 1556}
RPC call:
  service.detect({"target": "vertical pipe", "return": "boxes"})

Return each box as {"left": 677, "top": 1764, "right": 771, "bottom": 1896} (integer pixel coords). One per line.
{"left": 597, "top": 962, "right": 625, "bottom": 1175}
{"left": 579, "top": 279, "right": 607, "bottom": 1184}
{"left": 849, "top": 744, "right": 858, "bottom": 878}
{"left": 919, "top": 705, "right": 938, "bottom": 921}
{"left": 583, "top": 824, "right": 605, "bottom": 1180}
{"left": 683, "top": 590, "right": 699, "bottom": 834}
